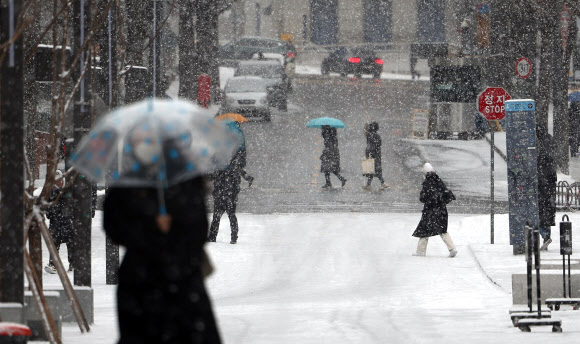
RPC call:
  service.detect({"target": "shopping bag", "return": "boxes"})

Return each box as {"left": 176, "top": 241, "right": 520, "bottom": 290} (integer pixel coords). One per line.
{"left": 361, "top": 158, "right": 375, "bottom": 175}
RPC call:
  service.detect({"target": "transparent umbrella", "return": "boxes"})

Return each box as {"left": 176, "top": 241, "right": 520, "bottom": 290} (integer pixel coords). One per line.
{"left": 70, "top": 99, "right": 242, "bottom": 220}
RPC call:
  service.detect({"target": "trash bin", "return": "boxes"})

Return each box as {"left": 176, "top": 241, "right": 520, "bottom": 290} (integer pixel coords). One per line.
{"left": 0, "top": 323, "right": 31, "bottom": 344}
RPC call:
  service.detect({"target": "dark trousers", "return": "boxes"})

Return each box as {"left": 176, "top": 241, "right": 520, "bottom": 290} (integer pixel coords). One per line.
{"left": 324, "top": 171, "right": 345, "bottom": 186}
{"left": 209, "top": 202, "right": 239, "bottom": 242}
{"left": 366, "top": 172, "right": 385, "bottom": 186}
{"left": 241, "top": 169, "right": 253, "bottom": 182}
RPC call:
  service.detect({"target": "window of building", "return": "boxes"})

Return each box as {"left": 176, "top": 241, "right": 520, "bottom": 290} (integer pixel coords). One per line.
{"left": 310, "top": 0, "right": 339, "bottom": 45}
{"left": 417, "top": 0, "right": 445, "bottom": 43}
{"left": 364, "top": 0, "right": 392, "bottom": 43}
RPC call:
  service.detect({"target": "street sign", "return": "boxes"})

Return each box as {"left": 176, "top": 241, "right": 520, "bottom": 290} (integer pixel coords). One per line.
{"left": 478, "top": 87, "right": 511, "bottom": 120}
{"left": 198, "top": 74, "right": 211, "bottom": 108}
{"left": 516, "top": 57, "right": 532, "bottom": 79}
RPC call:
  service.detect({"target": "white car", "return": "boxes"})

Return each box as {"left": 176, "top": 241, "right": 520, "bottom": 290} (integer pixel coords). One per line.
{"left": 221, "top": 76, "right": 272, "bottom": 121}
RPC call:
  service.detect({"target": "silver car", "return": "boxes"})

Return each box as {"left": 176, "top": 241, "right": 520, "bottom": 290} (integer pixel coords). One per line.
{"left": 221, "top": 76, "right": 272, "bottom": 121}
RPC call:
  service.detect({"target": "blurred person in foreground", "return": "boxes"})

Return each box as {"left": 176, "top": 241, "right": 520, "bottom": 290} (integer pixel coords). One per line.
{"left": 103, "top": 129, "right": 222, "bottom": 344}
{"left": 412, "top": 163, "right": 458, "bottom": 258}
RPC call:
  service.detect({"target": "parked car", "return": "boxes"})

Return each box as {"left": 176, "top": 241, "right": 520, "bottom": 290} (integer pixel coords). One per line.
{"left": 221, "top": 76, "right": 272, "bottom": 121}
{"left": 234, "top": 60, "right": 290, "bottom": 111}
{"left": 219, "top": 37, "right": 296, "bottom": 65}
{"left": 321, "top": 47, "right": 383, "bottom": 78}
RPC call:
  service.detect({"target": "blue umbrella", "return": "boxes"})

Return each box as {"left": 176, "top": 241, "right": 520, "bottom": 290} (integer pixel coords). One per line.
{"left": 306, "top": 117, "right": 346, "bottom": 128}
{"left": 569, "top": 92, "right": 580, "bottom": 102}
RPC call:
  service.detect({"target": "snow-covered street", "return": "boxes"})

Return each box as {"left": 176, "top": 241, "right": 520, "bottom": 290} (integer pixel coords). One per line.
{"left": 45, "top": 211, "right": 580, "bottom": 343}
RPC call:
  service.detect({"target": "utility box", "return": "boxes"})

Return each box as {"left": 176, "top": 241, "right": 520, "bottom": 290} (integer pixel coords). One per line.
{"left": 505, "top": 99, "right": 538, "bottom": 254}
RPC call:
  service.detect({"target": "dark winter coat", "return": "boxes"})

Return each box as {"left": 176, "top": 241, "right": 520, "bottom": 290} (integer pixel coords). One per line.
{"left": 365, "top": 122, "right": 382, "bottom": 175}
{"left": 211, "top": 153, "right": 243, "bottom": 211}
{"left": 47, "top": 186, "right": 74, "bottom": 246}
{"left": 537, "top": 133, "right": 557, "bottom": 228}
{"left": 320, "top": 126, "right": 341, "bottom": 173}
{"left": 413, "top": 172, "right": 455, "bottom": 238}
{"left": 103, "top": 178, "right": 222, "bottom": 344}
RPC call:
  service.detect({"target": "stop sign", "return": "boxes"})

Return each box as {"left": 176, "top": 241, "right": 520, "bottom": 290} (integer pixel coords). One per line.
{"left": 478, "top": 87, "right": 511, "bottom": 120}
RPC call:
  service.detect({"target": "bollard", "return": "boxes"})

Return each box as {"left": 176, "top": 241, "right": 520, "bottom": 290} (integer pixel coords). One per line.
{"left": 560, "top": 215, "right": 573, "bottom": 297}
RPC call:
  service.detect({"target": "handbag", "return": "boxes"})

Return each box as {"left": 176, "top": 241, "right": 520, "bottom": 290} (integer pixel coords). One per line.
{"left": 361, "top": 158, "right": 375, "bottom": 175}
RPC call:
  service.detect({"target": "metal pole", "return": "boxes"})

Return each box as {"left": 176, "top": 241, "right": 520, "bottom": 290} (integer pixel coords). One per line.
{"left": 491, "top": 122, "right": 495, "bottom": 244}
{"left": 568, "top": 254, "right": 572, "bottom": 298}
{"left": 563, "top": 254, "right": 567, "bottom": 297}
{"left": 153, "top": 0, "right": 157, "bottom": 97}
{"left": 534, "top": 226, "right": 542, "bottom": 317}
{"left": 526, "top": 223, "right": 533, "bottom": 312}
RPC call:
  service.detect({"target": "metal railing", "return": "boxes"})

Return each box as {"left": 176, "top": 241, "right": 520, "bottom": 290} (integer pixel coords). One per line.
{"left": 556, "top": 180, "right": 580, "bottom": 211}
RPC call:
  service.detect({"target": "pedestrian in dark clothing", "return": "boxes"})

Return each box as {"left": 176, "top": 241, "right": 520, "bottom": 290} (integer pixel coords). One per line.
{"left": 228, "top": 121, "right": 254, "bottom": 187}
{"left": 362, "top": 122, "right": 389, "bottom": 191}
{"left": 320, "top": 125, "right": 347, "bottom": 188}
{"left": 45, "top": 170, "right": 75, "bottom": 274}
{"left": 412, "top": 163, "right": 458, "bottom": 257}
{"left": 208, "top": 153, "right": 243, "bottom": 244}
{"left": 103, "top": 177, "right": 222, "bottom": 344}
{"left": 537, "top": 131, "right": 557, "bottom": 250}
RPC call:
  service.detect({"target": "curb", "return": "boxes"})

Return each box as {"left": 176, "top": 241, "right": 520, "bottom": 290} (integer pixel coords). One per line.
{"left": 485, "top": 135, "right": 507, "bottom": 162}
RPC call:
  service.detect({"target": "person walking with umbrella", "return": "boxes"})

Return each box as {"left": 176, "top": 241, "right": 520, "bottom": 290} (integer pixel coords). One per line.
{"left": 71, "top": 99, "right": 242, "bottom": 344}
{"left": 320, "top": 125, "right": 347, "bottom": 188}
{"left": 207, "top": 151, "right": 243, "bottom": 244}
{"left": 362, "top": 122, "right": 389, "bottom": 191}
{"left": 412, "top": 163, "right": 458, "bottom": 257}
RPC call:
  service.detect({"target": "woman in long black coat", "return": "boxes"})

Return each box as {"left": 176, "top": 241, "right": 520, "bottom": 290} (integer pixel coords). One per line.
{"left": 362, "top": 122, "right": 389, "bottom": 191}
{"left": 103, "top": 177, "right": 222, "bottom": 344}
{"left": 412, "top": 163, "right": 458, "bottom": 257}
{"left": 320, "top": 125, "right": 346, "bottom": 188}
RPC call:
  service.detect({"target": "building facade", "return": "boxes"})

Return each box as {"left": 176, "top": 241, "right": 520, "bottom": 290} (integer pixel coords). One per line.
{"left": 219, "top": 0, "right": 464, "bottom": 48}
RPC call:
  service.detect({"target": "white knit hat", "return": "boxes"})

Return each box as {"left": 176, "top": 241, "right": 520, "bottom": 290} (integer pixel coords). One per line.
{"left": 422, "top": 163, "right": 434, "bottom": 175}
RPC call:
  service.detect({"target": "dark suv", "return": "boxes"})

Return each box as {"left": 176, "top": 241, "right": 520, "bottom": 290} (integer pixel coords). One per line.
{"left": 321, "top": 47, "right": 383, "bottom": 78}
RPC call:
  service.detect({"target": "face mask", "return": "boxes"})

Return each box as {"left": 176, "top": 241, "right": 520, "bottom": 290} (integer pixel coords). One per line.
{"left": 134, "top": 141, "right": 161, "bottom": 165}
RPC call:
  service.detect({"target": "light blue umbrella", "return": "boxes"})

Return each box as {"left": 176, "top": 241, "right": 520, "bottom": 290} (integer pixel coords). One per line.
{"left": 306, "top": 117, "right": 346, "bottom": 128}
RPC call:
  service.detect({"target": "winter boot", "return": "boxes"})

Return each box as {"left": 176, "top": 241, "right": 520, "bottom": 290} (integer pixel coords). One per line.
{"left": 247, "top": 176, "right": 254, "bottom": 188}
{"left": 44, "top": 264, "right": 57, "bottom": 274}
{"left": 449, "top": 249, "right": 458, "bottom": 258}
{"left": 379, "top": 183, "right": 389, "bottom": 190}
{"left": 362, "top": 185, "right": 371, "bottom": 191}
{"left": 322, "top": 183, "right": 332, "bottom": 189}
{"left": 341, "top": 178, "right": 347, "bottom": 187}
{"left": 540, "top": 238, "right": 552, "bottom": 251}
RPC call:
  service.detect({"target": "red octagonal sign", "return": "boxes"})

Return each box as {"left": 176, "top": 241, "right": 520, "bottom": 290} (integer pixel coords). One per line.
{"left": 478, "top": 87, "right": 511, "bottom": 120}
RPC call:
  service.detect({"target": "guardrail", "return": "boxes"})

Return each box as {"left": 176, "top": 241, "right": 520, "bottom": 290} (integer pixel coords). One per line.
{"left": 556, "top": 180, "right": 580, "bottom": 211}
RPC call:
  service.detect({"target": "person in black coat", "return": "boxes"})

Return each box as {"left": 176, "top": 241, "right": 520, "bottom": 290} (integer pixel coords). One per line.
{"left": 45, "top": 170, "right": 75, "bottom": 274}
{"left": 103, "top": 177, "right": 222, "bottom": 344}
{"left": 320, "top": 125, "right": 346, "bottom": 188}
{"left": 412, "top": 163, "right": 458, "bottom": 257}
{"left": 362, "top": 122, "right": 389, "bottom": 191}
{"left": 207, "top": 153, "right": 243, "bottom": 244}
{"left": 537, "top": 131, "right": 557, "bottom": 250}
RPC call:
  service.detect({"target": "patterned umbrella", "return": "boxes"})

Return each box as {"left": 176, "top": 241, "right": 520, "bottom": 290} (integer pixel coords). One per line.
{"left": 70, "top": 99, "right": 242, "bottom": 188}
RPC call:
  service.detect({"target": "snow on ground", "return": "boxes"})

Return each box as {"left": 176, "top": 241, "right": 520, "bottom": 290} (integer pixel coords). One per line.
{"left": 407, "top": 138, "right": 508, "bottom": 201}
{"left": 41, "top": 211, "right": 580, "bottom": 344}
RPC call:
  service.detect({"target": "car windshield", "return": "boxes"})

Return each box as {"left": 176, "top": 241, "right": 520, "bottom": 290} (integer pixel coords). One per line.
{"left": 225, "top": 79, "right": 268, "bottom": 93}
{"left": 236, "top": 64, "right": 284, "bottom": 79}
